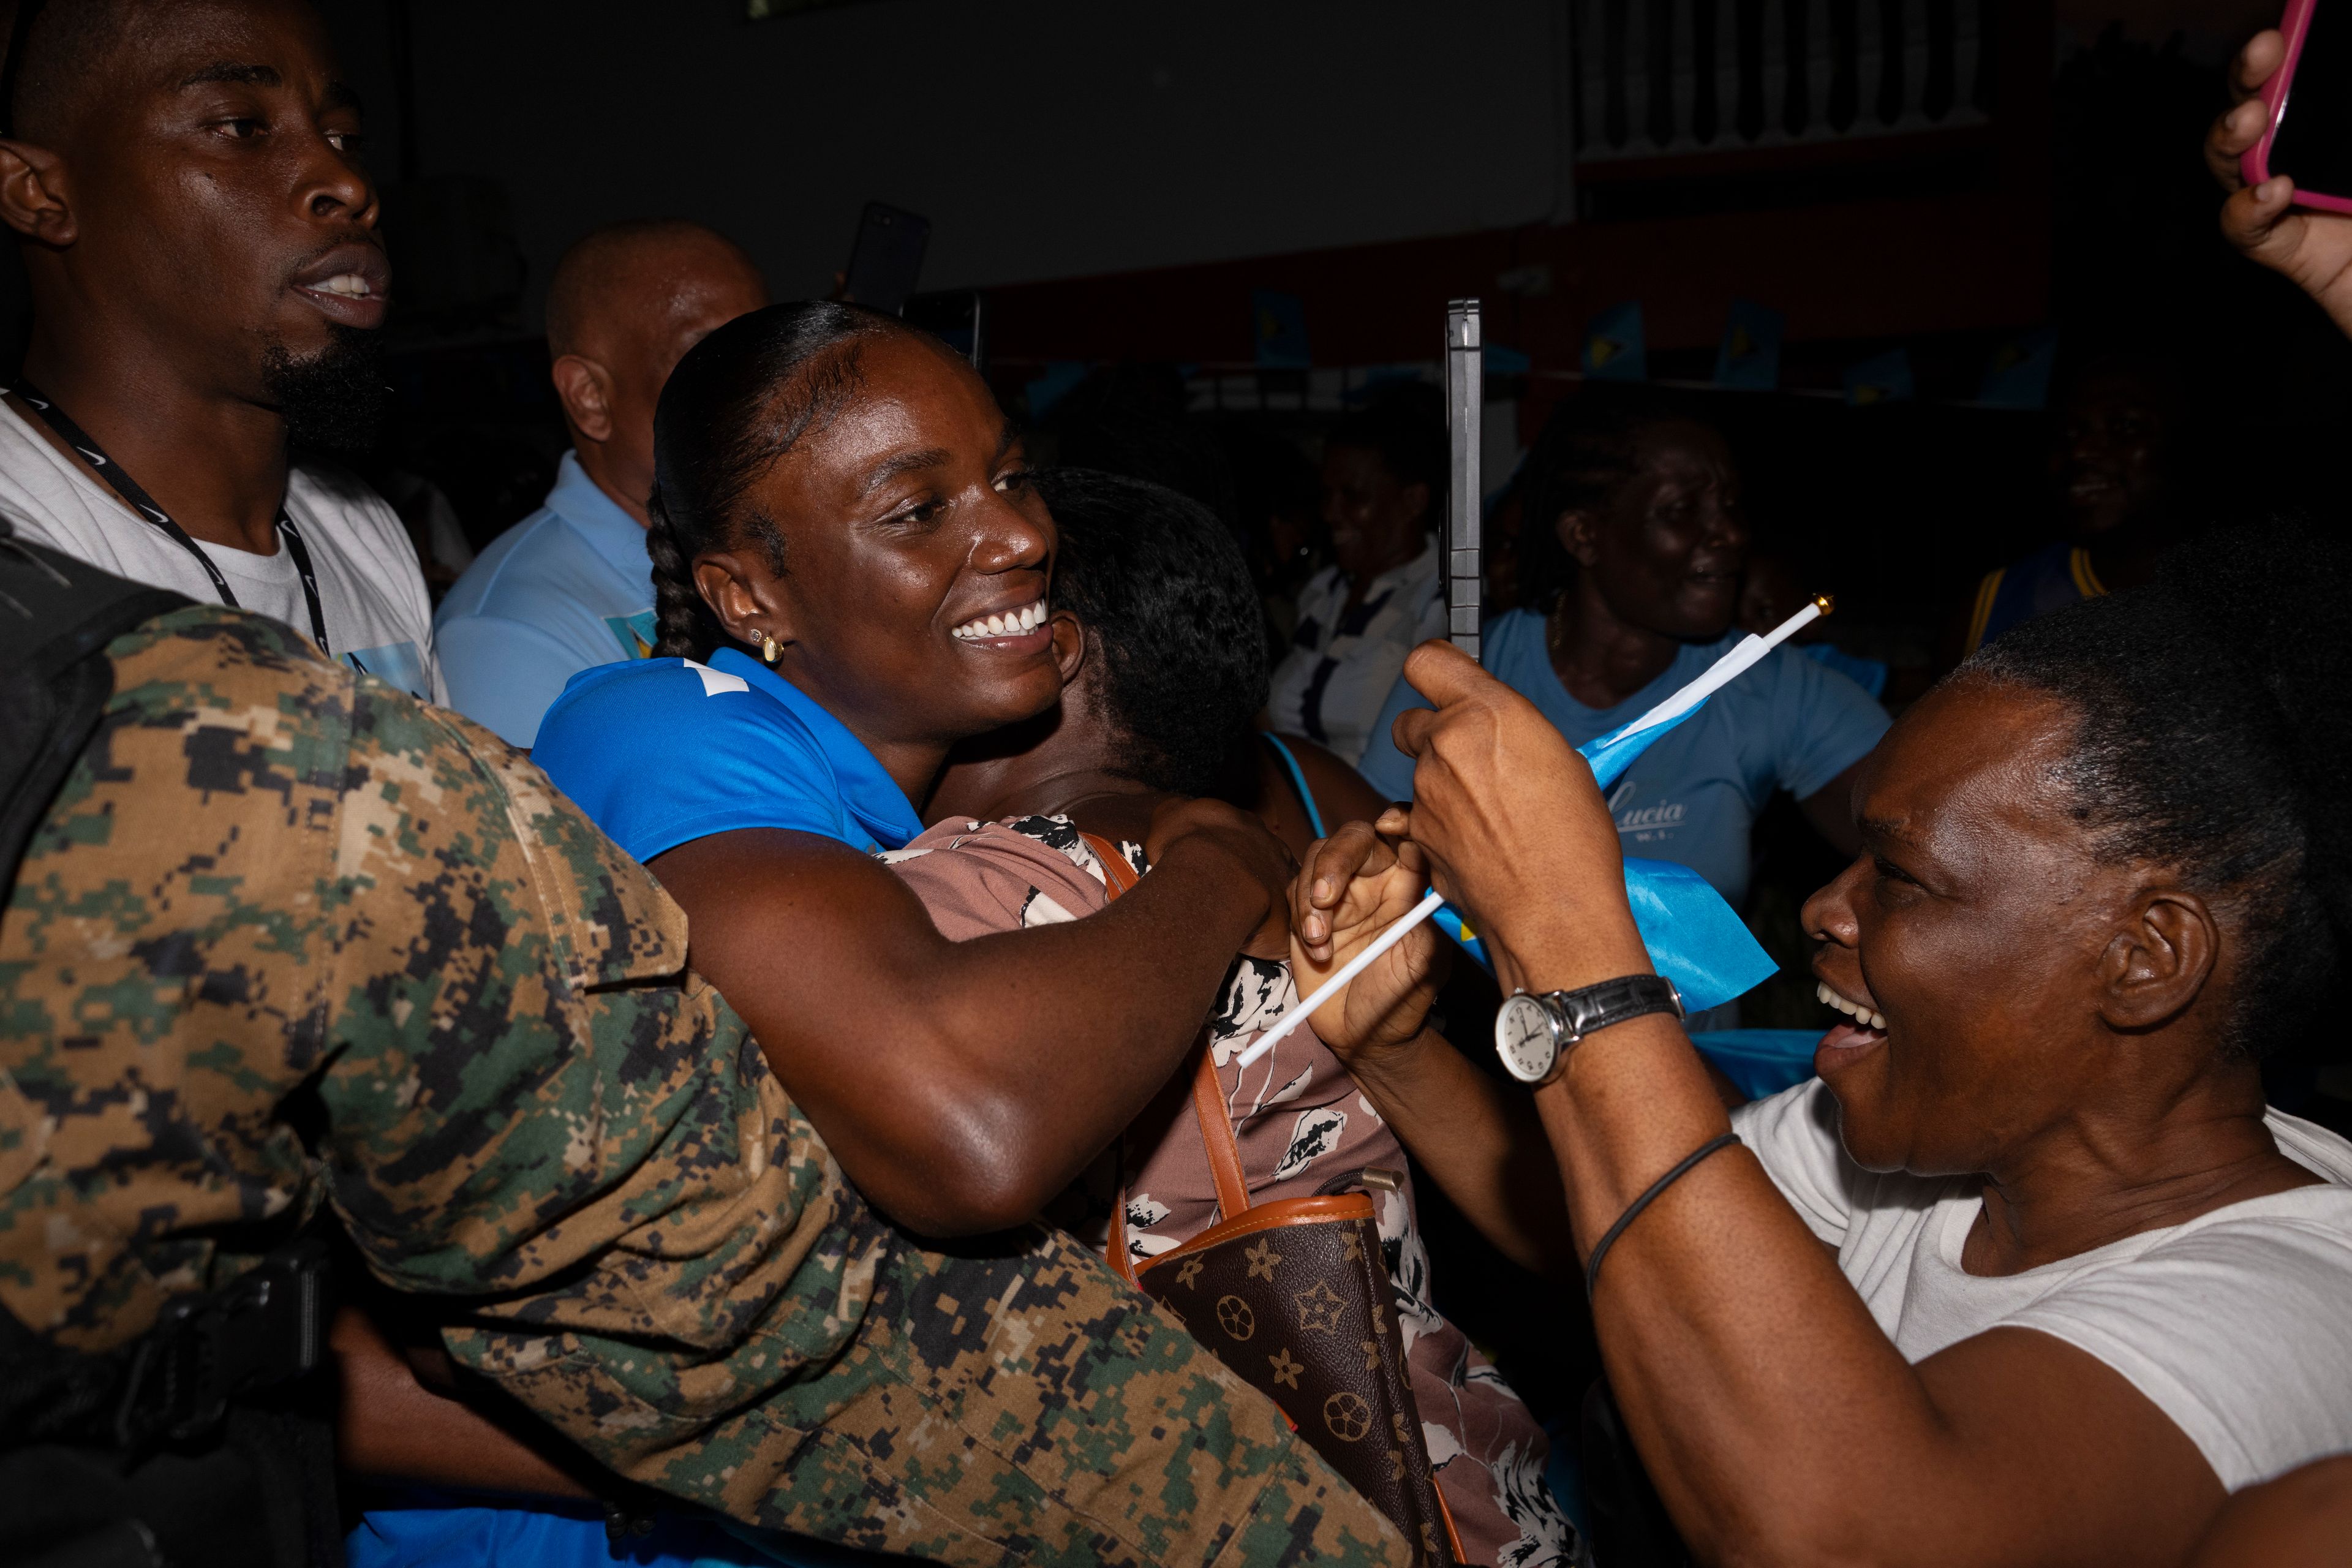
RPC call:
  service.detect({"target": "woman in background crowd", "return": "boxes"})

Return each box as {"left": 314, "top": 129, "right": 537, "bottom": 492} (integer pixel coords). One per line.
{"left": 1306, "top": 522, "right": 2352, "bottom": 1567}
{"left": 1264, "top": 390, "right": 1450, "bottom": 766}
{"left": 1359, "top": 397, "right": 1885, "bottom": 1020}
{"left": 901, "top": 467, "right": 1570, "bottom": 1567}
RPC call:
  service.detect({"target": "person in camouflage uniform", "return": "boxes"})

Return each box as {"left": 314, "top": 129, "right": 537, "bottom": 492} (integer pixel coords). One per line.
{"left": 0, "top": 593, "right": 1413, "bottom": 1568}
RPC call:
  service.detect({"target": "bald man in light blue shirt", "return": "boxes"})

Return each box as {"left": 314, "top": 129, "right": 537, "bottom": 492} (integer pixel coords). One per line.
{"left": 435, "top": 220, "right": 767, "bottom": 745}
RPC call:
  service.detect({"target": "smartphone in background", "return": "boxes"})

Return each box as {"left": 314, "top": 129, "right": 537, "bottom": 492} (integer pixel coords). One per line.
{"left": 842, "top": 202, "right": 930, "bottom": 315}
{"left": 903, "top": 289, "right": 986, "bottom": 371}
{"left": 2245, "top": 0, "right": 2352, "bottom": 212}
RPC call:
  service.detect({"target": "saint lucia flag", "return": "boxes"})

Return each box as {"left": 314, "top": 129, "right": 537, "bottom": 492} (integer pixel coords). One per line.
{"left": 1436, "top": 673, "right": 1778, "bottom": 1017}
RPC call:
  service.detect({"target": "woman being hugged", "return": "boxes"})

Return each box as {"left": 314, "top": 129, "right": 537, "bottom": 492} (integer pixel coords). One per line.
{"left": 898, "top": 469, "right": 1573, "bottom": 1567}
{"left": 1305, "top": 522, "right": 2352, "bottom": 1566}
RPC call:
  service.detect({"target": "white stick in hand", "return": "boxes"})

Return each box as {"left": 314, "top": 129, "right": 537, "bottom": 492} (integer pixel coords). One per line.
{"left": 1236, "top": 889, "right": 1446, "bottom": 1069}
{"left": 1237, "top": 595, "right": 1831, "bottom": 1072}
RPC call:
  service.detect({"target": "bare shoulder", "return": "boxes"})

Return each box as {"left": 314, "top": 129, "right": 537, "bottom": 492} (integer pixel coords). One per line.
{"left": 1904, "top": 1325, "right": 2226, "bottom": 1565}
{"left": 2187, "top": 1455, "right": 2352, "bottom": 1568}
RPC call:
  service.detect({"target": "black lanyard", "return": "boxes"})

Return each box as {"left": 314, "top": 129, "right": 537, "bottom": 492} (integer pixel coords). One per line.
{"left": 10, "top": 379, "right": 331, "bottom": 654}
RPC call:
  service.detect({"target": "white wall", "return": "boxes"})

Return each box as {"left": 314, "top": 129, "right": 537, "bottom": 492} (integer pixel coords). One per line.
{"left": 326, "top": 0, "right": 1574, "bottom": 322}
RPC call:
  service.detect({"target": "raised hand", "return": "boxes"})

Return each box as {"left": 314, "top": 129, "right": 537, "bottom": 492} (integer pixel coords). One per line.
{"left": 2209, "top": 29, "right": 2352, "bottom": 339}
{"left": 1384, "top": 641, "right": 1649, "bottom": 995}
{"left": 1290, "top": 820, "right": 1447, "bottom": 1069}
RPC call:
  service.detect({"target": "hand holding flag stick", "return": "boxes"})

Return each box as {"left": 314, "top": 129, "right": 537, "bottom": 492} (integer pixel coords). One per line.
{"left": 1236, "top": 594, "right": 1834, "bottom": 1071}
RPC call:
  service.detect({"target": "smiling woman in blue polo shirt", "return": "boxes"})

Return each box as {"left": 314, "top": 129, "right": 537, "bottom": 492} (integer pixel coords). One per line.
{"left": 532, "top": 301, "right": 1298, "bottom": 1240}
{"left": 1360, "top": 398, "right": 1888, "bottom": 925}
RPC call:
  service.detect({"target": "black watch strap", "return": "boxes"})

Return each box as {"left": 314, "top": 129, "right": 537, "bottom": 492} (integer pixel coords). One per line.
{"left": 1540, "top": 973, "right": 1683, "bottom": 1044}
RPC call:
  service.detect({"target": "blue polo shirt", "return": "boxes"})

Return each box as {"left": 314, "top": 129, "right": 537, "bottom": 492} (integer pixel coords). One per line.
{"left": 434, "top": 453, "right": 660, "bottom": 747}
{"left": 533, "top": 647, "right": 924, "bottom": 862}
{"left": 1358, "top": 609, "right": 1888, "bottom": 908}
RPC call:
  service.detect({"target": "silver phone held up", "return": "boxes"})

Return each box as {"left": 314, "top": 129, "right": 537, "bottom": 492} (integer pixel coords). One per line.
{"left": 1444, "top": 299, "right": 1483, "bottom": 659}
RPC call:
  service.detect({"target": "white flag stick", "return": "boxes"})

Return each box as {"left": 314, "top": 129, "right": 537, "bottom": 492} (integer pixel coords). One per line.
{"left": 1237, "top": 890, "right": 1446, "bottom": 1069}
{"left": 1617, "top": 594, "right": 1831, "bottom": 739}
{"left": 1235, "top": 594, "right": 1832, "bottom": 1072}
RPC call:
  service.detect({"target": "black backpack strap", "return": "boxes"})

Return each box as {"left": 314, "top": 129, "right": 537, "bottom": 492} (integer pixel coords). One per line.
{"left": 0, "top": 524, "right": 346, "bottom": 1566}
{"left": 0, "top": 522, "right": 192, "bottom": 889}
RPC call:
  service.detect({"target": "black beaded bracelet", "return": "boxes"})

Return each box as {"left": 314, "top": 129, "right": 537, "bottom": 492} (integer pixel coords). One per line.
{"left": 1584, "top": 1132, "right": 1743, "bottom": 1300}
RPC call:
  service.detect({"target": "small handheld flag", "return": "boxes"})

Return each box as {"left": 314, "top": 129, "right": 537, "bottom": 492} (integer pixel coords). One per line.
{"left": 1240, "top": 596, "right": 1835, "bottom": 1069}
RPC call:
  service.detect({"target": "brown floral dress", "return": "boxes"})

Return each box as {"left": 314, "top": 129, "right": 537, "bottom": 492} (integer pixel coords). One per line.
{"left": 888, "top": 815, "right": 1575, "bottom": 1568}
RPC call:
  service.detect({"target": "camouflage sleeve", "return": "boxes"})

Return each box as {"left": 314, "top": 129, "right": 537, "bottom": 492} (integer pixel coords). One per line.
{"left": 0, "top": 609, "right": 1418, "bottom": 1568}
{"left": 0, "top": 606, "right": 835, "bottom": 1354}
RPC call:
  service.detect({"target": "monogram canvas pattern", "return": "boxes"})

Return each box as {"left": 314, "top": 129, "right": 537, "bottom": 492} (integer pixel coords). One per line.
{"left": 1140, "top": 1201, "right": 1456, "bottom": 1567}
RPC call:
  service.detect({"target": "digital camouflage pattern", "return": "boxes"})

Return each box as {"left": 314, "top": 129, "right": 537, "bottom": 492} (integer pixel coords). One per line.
{"left": 0, "top": 605, "right": 1412, "bottom": 1568}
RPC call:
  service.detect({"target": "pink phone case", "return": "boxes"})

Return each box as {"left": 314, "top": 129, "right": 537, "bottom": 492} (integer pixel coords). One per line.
{"left": 2243, "top": 0, "right": 2352, "bottom": 213}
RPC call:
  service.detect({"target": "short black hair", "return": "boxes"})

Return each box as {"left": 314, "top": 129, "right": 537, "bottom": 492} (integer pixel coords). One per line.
{"left": 545, "top": 218, "right": 756, "bottom": 360}
{"left": 1039, "top": 467, "right": 1267, "bottom": 799}
{"left": 1964, "top": 519, "right": 2352, "bottom": 1061}
{"left": 1, "top": 0, "right": 140, "bottom": 145}
{"left": 1325, "top": 383, "right": 1446, "bottom": 526}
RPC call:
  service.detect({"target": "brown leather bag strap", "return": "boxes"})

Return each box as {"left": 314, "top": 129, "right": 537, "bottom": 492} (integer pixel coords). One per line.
{"left": 1079, "top": 829, "right": 1254, "bottom": 1226}
{"left": 1188, "top": 1044, "right": 1252, "bottom": 1222}
{"left": 1079, "top": 831, "right": 1140, "bottom": 898}
{"left": 1082, "top": 830, "right": 1147, "bottom": 1282}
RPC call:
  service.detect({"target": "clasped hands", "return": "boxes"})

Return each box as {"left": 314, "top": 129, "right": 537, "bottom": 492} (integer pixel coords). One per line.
{"left": 1289, "top": 641, "right": 1653, "bottom": 1068}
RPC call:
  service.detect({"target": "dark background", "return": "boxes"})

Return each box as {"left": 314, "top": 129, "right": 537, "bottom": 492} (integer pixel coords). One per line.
{"left": 224, "top": 0, "right": 2335, "bottom": 665}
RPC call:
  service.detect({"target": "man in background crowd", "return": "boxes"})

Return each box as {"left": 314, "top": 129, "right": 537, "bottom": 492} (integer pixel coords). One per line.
{"left": 1959, "top": 350, "right": 2195, "bottom": 657}
{"left": 0, "top": 0, "right": 443, "bottom": 701}
{"left": 434, "top": 219, "right": 767, "bottom": 745}
{"left": 1264, "top": 390, "right": 1449, "bottom": 766}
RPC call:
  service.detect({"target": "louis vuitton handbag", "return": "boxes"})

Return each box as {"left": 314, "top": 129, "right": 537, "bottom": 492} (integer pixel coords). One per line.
{"left": 1084, "top": 835, "right": 1463, "bottom": 1567}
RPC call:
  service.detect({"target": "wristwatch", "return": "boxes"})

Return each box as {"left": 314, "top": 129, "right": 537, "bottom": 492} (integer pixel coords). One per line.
{"left": 1494, "top": 975, "right": 1684, "bottom": 1087}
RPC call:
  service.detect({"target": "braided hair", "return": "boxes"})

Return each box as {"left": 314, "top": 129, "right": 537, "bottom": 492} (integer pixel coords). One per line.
{"left": 646, "top": 300, "right": 912, "bottom": 660}
{"left": 1514, "top": 390, "right": 1714, "bottom": 614}
{"left": 1964, "top": 520, "right": 2352, "bottom": 1060}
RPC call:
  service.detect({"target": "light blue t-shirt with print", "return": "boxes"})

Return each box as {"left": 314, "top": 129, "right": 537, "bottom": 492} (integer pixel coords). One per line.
{"left": 434, "top": 452, "right": 660, "bottom": 747}
{"left": 533, "top": 646, "right": 924, "bottom": 862}
{"left": 1359, "top": 609, "right": 1889, "bottom": 909}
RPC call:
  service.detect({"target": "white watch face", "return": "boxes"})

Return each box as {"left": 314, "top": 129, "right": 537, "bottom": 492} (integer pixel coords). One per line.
{"left": 1495, "top": 995, "right": 1559, "bottom": 1084}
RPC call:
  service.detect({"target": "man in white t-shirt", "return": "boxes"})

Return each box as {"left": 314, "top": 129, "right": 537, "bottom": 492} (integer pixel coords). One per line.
{"left": 0, "top": 0, "right": 441, "bottom": 702}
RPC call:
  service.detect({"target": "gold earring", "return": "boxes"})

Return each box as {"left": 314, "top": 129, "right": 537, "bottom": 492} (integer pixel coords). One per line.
{"left": 761, "top": 633, "right": 780, "bottom": 663}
